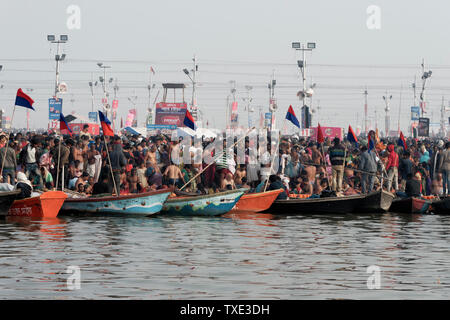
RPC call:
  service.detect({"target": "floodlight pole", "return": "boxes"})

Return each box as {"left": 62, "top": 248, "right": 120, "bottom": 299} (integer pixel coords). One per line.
{"left": 192, "top": 55, "right": 197, "bottom": 121}
{"left": 48, "top": 37, "right": 67, "bottom": 98}
{"left": 364, "top": 88, "right": 368, "bottom": 135}
{"left": 148, "top": 70, "right": 153, "bottom": 126}
{"left": 292, "top": 42, "right": 315, "bottom": 128}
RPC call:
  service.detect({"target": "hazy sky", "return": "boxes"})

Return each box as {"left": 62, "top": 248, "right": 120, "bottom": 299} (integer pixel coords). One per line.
{"left": 1, "top": 0, "right": 450, "bottom": 134}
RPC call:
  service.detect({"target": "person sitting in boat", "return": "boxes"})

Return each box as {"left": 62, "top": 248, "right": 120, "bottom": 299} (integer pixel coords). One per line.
{"left": 92, "top": 172, "right": 113, "bottom": 196}
{"left": 267, "top": 175, "right": 287, "bottom": 200}
{"left": 40, "top": 166, "right": 53, "bottom": 190}
{"left": 343, "top": 180, "right": 359, "bottom": 196}
{"left": 15, "top": 171, "right": 32, "bottom": 200}
{"left": 396, "top": 173, "right": 422, "bottom": 198}
{"left": 299, "top": 176, "right": 312, "bottom": 195}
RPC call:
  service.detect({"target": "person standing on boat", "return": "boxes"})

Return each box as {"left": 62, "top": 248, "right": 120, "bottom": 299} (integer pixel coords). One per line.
{"left": 20, "top": 137, "right": 43, "bottom": 190}
{"left": 109, "top": 136, "right": 127, "bottom": 195}
{"left": 438, "top": 142, "right": 450, "bottom": 196}
{"left": 359, "top": 145, "right": 377, "bottom": 194}
{"left": 0, "top": 140, "right": 17, "bottom": 184}
{"left": 386, "top": 143, "right": 399, "bottom": 192}
{"left": 398, "top": 151, "right": 413, "bottom": 192}
{"left": 328, "top": 137, "right": 345, "bottom": 193}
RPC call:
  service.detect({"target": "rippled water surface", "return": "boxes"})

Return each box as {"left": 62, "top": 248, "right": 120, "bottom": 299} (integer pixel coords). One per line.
{"left": 1, "top": 211, "right": 450, "bottom": 299}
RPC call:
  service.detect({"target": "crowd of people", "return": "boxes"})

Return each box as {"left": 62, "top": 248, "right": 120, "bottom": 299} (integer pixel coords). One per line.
{"left": 0, "top": 124, "right": 449, "bottom": 201}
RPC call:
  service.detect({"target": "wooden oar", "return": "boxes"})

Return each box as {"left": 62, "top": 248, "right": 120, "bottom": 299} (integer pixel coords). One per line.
{"left": 179, "top": 127, "right": 256, "bottom": 191}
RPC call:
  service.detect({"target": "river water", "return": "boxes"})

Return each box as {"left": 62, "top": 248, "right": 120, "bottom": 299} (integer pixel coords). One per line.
{"left": 1, "top": 211, "right": 450, "bottom": 299}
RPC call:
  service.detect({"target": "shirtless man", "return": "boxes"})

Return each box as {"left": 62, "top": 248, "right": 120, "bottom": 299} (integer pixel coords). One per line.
{"left": 221, "top": 171, "right": 235, "bottom": 190}
{"left": 304, "top": 165, "right": 317, "bottom": 183}
{"left": 145, "top": 144, "right": 160, "bottom": 172}
{"left": 163, "top": 162, "right": 185, "bottom": 187}
{"left": 128, "top": 168, "right": 140, "bottom": 193}
{"left": 72, "top": 142, "right": 84, "bottom": 171}
{"left": 234, "top": 166, "right": 246, "bottom": 186}
{"left": 75, "top": 172, "right": 89, "bottom": 192}
{"left": 311, "top": 144, "right": 323, "bottom": 165}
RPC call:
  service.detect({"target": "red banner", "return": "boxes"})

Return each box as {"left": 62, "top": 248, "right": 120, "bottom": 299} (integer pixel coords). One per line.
{"left": 155, "top": 102, "right": 187, "bottom": 126}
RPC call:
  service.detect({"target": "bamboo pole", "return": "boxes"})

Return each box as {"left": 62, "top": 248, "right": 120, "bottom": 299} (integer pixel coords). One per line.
{"left": 264, "top": 122, "right": 284, "bottom": 192}
{"left": 179, "top": 127, "right": 256, "bottom": 191}
{"left": 103, "top": 135, "right": 118, "bottom": 195}
{"left": 55, "top": 136, "right": 62, "bottom": 190}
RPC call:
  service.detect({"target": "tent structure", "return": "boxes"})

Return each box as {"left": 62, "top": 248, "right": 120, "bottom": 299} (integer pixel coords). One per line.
{"left": 123, "top": 126, "right": 147, "bottom": 136}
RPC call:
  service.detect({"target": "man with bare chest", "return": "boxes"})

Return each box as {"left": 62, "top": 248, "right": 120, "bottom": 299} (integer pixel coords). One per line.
{"left": 163, "top": 162, "right": 185, "bottom": 187}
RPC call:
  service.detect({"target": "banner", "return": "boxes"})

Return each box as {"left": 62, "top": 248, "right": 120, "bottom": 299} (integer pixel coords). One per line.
{"left": 264, "top": 113, "right": 272, "bottom": 128}
{"left": 418, "top": 117, "right": 430, "bottom": 137}
{"left": 68, "top": 123, "right": 100, "bottom": 136}
{"left": 230, "top": 101, "right": 238, "bottom": 123}
{"left": 112, "top": 100, "right": 118, "bottom": 120}
{"left": 155, "top": 102, "right": 187, "bottom": 127}
{"left": 48, "top": 98, "right": 63, "bottom": 120}
{"left": 310, "top": 126, "right": 343, "bottom": 141}
{"left": 88, "top": 112, "right": 98, "bottom": 123}
{"left": 146, "top": 124, "right": 177, "bottom": 136}
{"left": 126, "top": 109, "right": 136, "bottom": 127}
{"left": 411, "top": 106, "right": 420, "bottom": 121}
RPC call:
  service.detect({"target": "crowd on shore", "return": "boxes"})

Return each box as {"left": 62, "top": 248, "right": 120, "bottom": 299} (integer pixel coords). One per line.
{"left": 1, "top": 124, "right": 450, "bottom": 200}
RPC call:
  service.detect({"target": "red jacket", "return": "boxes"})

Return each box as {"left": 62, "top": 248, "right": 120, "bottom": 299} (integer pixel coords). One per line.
{"left": 386, "top": 145, "right": 399, "bottom": 170}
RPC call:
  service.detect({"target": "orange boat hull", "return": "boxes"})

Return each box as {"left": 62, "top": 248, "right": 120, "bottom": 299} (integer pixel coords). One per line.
{"left": 233, "top": 189, "right": 283, "bottom": 212}
{"left": 8, "top": 191, "right": 68, "bottom": 218}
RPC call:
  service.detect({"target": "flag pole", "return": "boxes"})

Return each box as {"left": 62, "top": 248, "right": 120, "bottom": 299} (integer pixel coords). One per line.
{"left": 264, "top": 120, "right": 285, "bottom": 192}
{"left": 0, "top": 105, "right": 16, "bottom": 182}
{"left": 55, "top": 135, "right": 62, "bottom": 190}
{"left": 103, "top": 135, "right": 118, "bottom": 195}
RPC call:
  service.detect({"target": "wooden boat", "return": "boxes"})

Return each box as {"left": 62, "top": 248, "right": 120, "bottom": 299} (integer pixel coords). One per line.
{"left": 232, "top": 189, "right": 284, "bottom": 212}
{"left": 0, "top": 190, "right": 21, "bottom": 215}
{"left": 8, "top": 191, "right": 67, "bottom": 218}
{"left": 430, "top": 197, "right": 450, "bottom": 214}
{"left": 161, "top": 188, "right": 247, "bottom": 216}
{"left": 357, "top": 190, "right": 395, "bottom": 213}
{"left": 60, "top": 189, "right": 172, "bottom": 217}
{"left": 266, "top": 190, "right": 394, "bottom": 215}
{"left": 389, "top": 197, "right": 432, "bottom": 214}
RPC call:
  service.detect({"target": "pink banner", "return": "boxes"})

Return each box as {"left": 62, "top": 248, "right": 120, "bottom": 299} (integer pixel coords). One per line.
{"left": 310, "top": 126, "right": 343, "bottom": 141}
{"left": 125, "top": 109, "right": 135, "bottom": 127}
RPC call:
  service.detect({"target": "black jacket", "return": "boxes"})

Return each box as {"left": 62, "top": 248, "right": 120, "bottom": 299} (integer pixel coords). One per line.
{"left": 109, "top": 144, "right": 127, "bottom": 170}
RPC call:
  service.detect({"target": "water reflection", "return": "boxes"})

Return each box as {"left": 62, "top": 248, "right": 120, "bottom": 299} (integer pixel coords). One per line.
{"left": 1, "top": 213, "right": 450, "bottom": 299}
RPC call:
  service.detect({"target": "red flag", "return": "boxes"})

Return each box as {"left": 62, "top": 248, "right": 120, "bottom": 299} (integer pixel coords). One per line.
{"left": 317, "top": 123, "right": 324, "bottom": 143}
{"left": 398, "top": 131, "right": 407, "bottom": 150}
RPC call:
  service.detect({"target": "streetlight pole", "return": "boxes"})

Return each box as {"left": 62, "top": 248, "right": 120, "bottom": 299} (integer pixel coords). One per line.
{"left": 420, "top": 59, "right": 432, "bottom": 118}
{"left": 183, "top": 55, "right": 198, "bottom": 122}
{"left": 243, "top": 85, "right": 253, "bottom": 128}
{"left": 97, "top": 62, "right": 111, "bottom": 118}
{"left": 292, "top": 42, "right": 316, "bottom": 128}
{"left": 47, "top": 35, "right": 68, "bottom": 99}
{"left": 383, "top": 92, "right": 392, "bottom": 137}
{"left": 364, "top": 88, "right": 368, "bottom": 135}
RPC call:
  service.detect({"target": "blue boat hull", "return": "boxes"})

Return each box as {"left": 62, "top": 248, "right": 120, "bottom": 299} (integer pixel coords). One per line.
{"left": 161, "top": 189, "right": 246, "bottom": 216}
{"left": 61, "top": 189, "right": 172, "bottom": 216}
